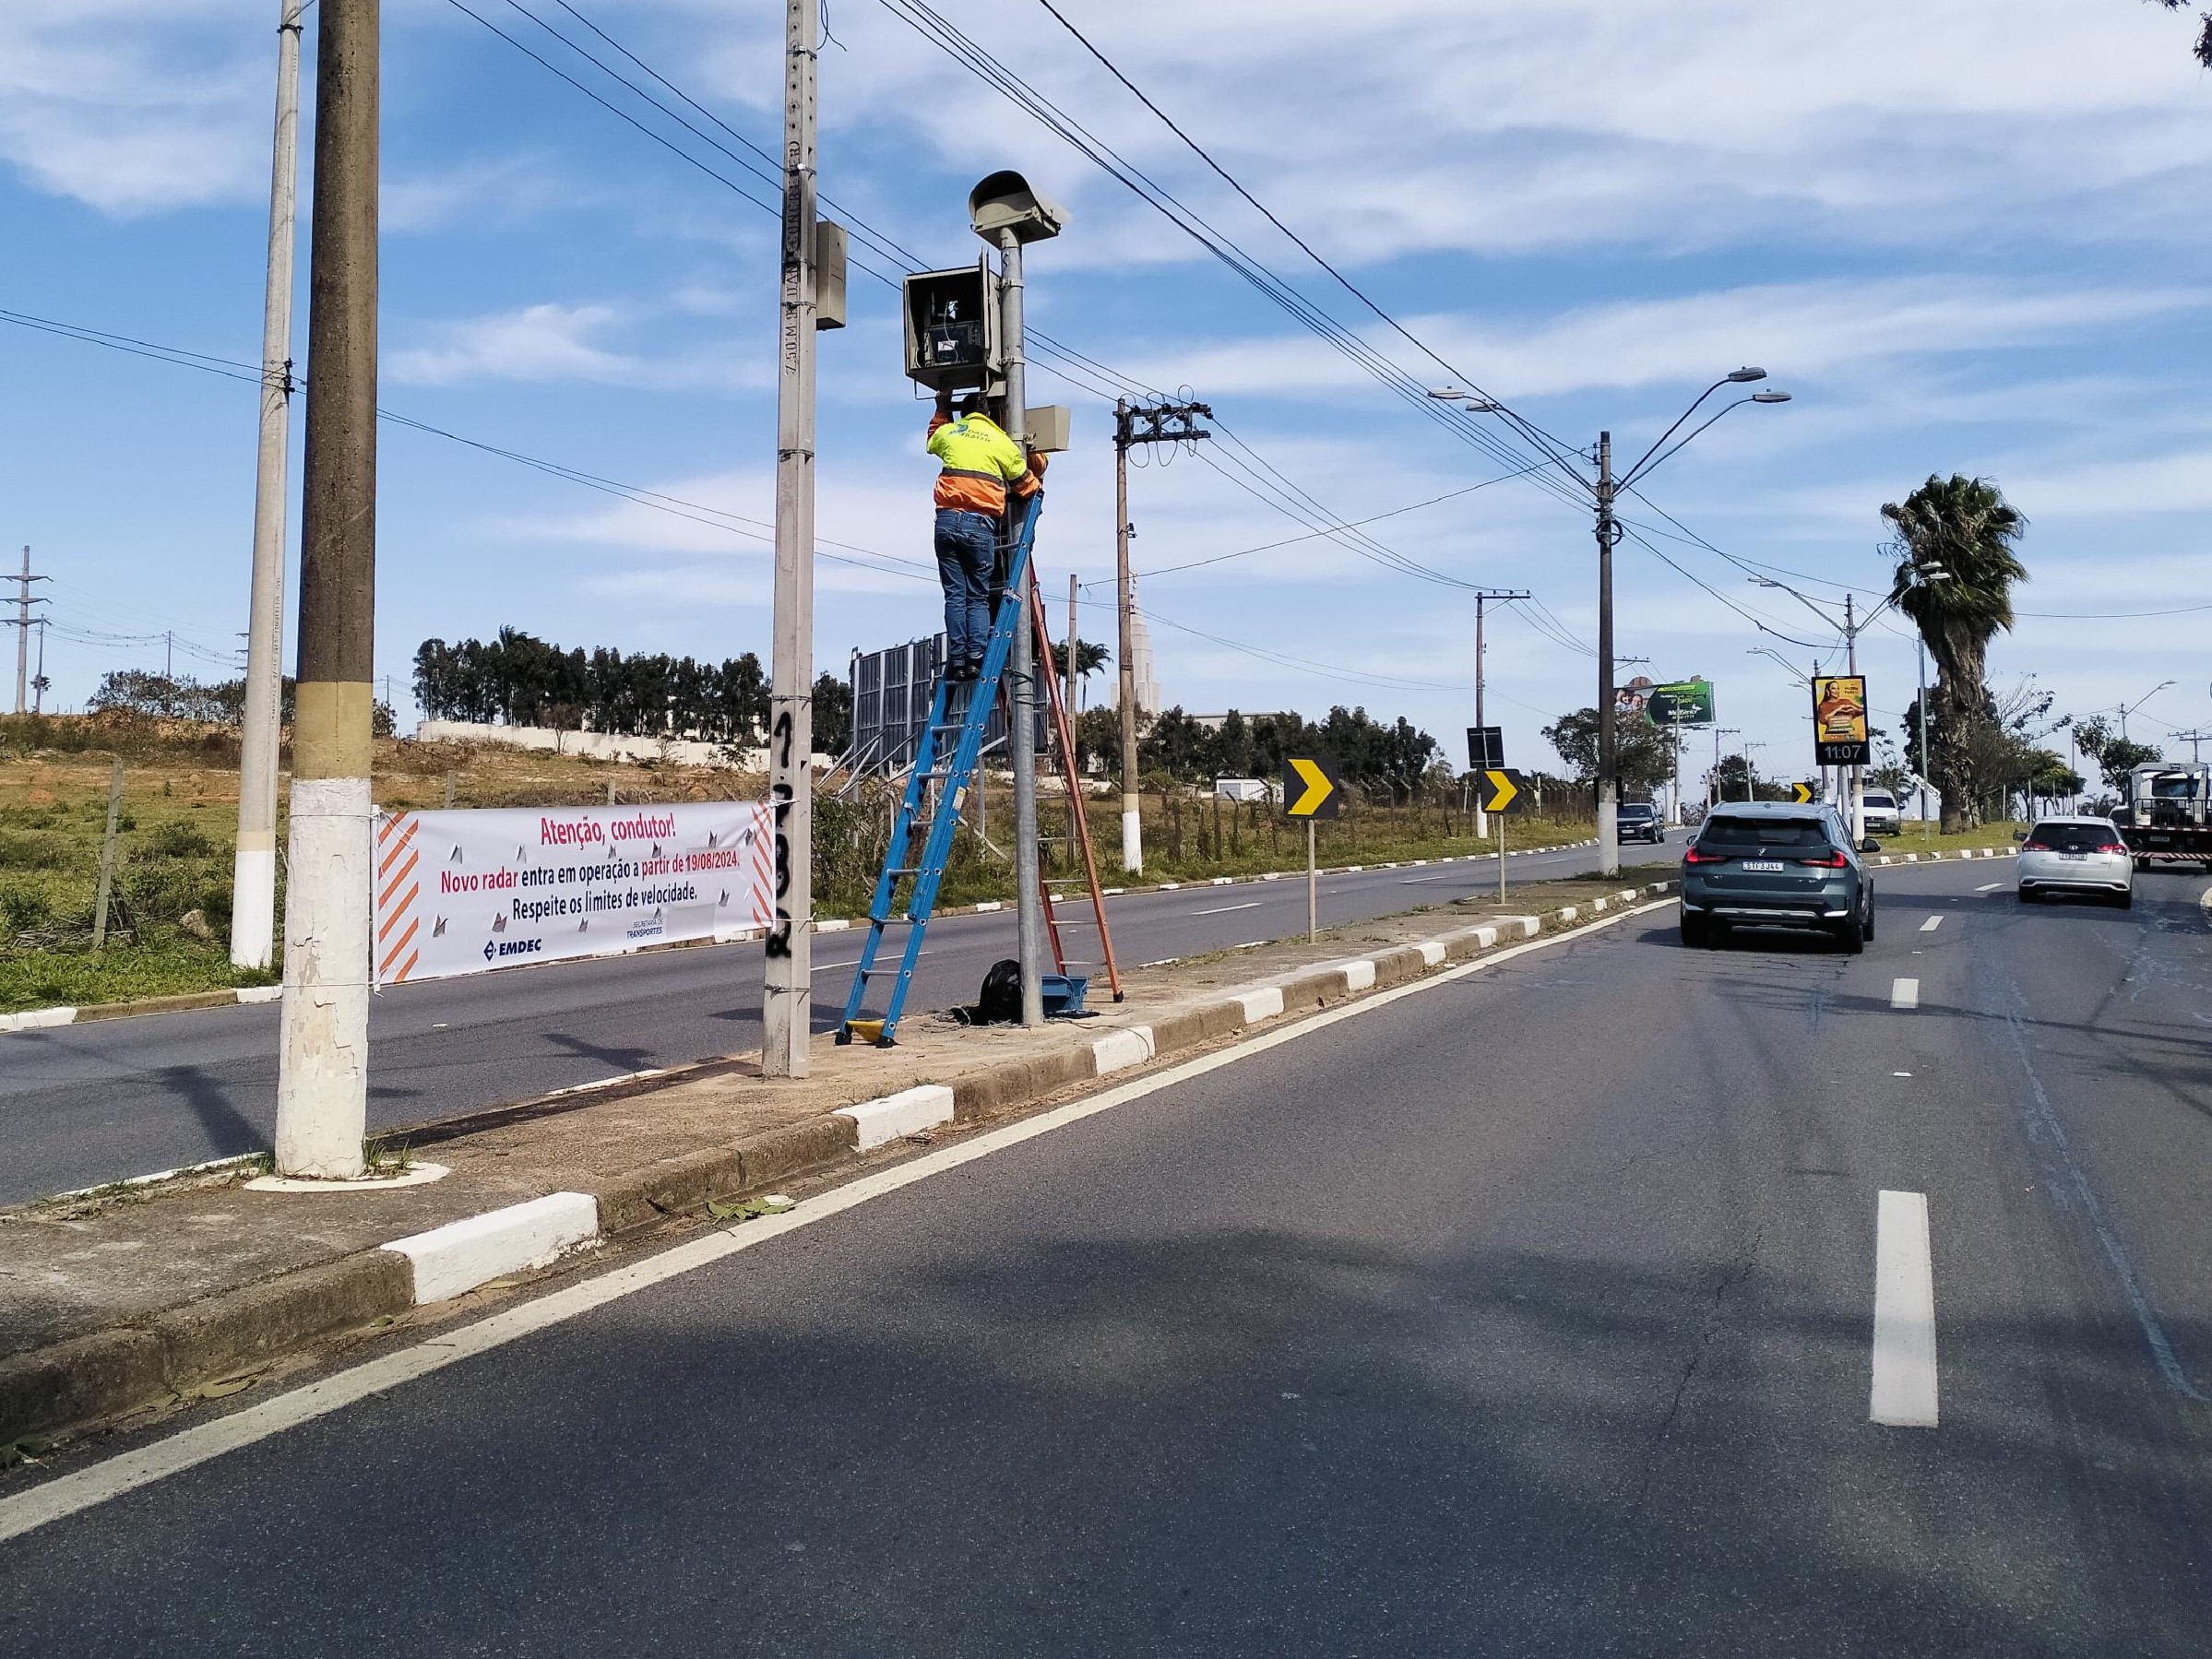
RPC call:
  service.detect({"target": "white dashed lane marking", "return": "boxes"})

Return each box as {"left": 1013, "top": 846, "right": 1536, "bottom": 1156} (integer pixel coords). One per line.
{"left": 1871, "top": 1190, "right": 1940, "bottom": 1428}
{"left": 1920, "top": 916, "right": 1943, "bottom": 932}
{"left": 1193, "top": 901, "right": 1261, "bottom": 916}
{"left": 1976, "top": 883, "right": 2004, "bottom": 893}
{"left": 1890, "top": 978, "right": 1921, "bottom": 1010}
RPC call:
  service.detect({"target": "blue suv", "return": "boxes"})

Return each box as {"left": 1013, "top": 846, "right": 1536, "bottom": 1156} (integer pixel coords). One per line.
{"left": 1680, "top": 800, "right": 1876, "bottom": 953}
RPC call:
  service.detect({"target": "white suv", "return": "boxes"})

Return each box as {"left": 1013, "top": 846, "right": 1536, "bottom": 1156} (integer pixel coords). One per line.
{"left": 1860, "top": 790, "right": 1902, "bottom": 836}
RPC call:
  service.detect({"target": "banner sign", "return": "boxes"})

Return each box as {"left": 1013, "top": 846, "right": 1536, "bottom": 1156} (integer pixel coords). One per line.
{"left": 1812, "top": 675, "right": 1872, "bottom": 766}
{"left": 1646, "top": 678, "right": 1716, "bottom": 728}
{"left": 373, "top": 801, "right": 774, "bottom": 987}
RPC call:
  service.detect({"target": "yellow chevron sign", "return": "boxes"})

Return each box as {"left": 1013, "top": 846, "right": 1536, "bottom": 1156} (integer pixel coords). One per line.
{"left": 1791, "top": 781, "right": 1815, "bottom": 804}
{"left": 1284, "top": 755, "right": 1343, "bottom": 819}
{"left": 1481, "top": 768, "right": 1529, "bottom": 814}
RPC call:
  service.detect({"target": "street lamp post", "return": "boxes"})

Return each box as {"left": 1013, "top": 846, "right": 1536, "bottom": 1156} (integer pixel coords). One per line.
{"left": 2118, "top": 681, "right": 2174, "bottom": 741}
{"left": 1431, "top": 369, "right": 1789, "bottom": 877}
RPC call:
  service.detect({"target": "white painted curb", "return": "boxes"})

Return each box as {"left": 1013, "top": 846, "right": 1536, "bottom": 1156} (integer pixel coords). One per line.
{"left": 1235, "top": 986, "right": 1285, "bottom": 1023}
{"left": 1338, "top": 959, "right": 1378, "bottom": 991}
{"left": 1091, "top": 1025, "right": 1157, "bottom": 1074}
{"left": 836, "top": 1084, "right": 957, "bottom": 1150}
{"left": 383, "top": 1191, "right": 601, "bottom": 1305}
{"left": 0, "top": 1006, "right": 77, "bottom": 1034}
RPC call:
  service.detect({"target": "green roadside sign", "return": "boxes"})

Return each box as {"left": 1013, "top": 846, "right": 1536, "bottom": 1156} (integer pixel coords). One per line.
{"left": 1647, "top": 678, "right": 1716, "bottom": 728}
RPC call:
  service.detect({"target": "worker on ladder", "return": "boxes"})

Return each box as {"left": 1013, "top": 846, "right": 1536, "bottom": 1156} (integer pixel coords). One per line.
{"left": 928, "top": 390, "right": 1046, "bottom": 682}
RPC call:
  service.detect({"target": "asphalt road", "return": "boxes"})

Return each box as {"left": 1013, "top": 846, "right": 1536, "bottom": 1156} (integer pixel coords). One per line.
{"left": 6, "top": 858, "right": 2209, "bottom": 1653}
{"left": 0, "top": 830, "right": 1671, "bottom": 1204}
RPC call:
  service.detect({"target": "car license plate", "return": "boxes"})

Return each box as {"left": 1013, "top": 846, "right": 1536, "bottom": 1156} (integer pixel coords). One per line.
{"left": 1743, "top": 859, "right": 1785, "bottom": 872}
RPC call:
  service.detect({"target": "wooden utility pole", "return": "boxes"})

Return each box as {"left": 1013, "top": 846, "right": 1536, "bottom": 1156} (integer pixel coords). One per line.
{"left": 274, "top": 0, "right": 379, "bottom": 1179}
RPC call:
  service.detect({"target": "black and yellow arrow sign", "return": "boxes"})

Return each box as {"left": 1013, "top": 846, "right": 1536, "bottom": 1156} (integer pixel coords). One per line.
{"left": 1791, "top": 780, "right": 1815, "bottom": 805}
{"left": 1283, "top": 755, "right": 1344, "bottom": 819}
{"left": 1481, "top": 768, "right": 1530, "bottom": 814}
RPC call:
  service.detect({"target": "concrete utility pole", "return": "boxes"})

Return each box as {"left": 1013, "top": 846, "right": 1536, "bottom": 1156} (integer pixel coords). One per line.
{"left": 32, "top": 617, "right": 49, "bottom": 712}
{"left": 10, "top": 546, "right": 49, "bottom": 714}
{"left": 762, "top": 0, "right": 819, "bottom": 1078}
{"left": 275, "top": 0, "right": 378, "bottom": 1179}
{"left": 994, "top": 224, "right": 1045, "bottom": 1027}
{"left": 1112, "top": 398, "right": 1209, "bottom": 873}
{"left": 233, "top": 0, "right": 305, "bottom": 973}
{"left": 1065, "top": 571, "right": 1078, "bottom": 718}
{"left": 1595, "top": 433, "right": 1621, "bottom": 877}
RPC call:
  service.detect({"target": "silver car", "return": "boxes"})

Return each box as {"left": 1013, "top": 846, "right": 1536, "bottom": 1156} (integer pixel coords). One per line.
{"left": 2017, "top": 816, "right": 2133, "bottom": 908}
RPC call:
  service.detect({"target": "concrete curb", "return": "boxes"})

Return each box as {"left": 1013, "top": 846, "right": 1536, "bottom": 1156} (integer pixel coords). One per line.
{"left": 0, "top": 878, "right": 1674, "bottom": 1450}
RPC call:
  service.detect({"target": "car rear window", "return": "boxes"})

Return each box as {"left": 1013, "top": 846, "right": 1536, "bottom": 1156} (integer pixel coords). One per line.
{"left": 1698, "top": 817, "right": 1830, "bottom": 847}
{"left": 1861, "top": 794, "right": 1895, "bottom": 809}
{"left": 2026, "top": 824, "right": 2116, "bottom": 853}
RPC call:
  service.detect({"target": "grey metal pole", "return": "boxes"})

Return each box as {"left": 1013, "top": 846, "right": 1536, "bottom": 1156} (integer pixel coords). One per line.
{"left": 998, "top": 228, "right": 1045, "bottom": 1027}
{"left": 1595, "top": 433, "right": 1620, "bottom": 876}
{"left": 1065, "top": 570, "right": 1078, "bottom": 718}
{"left": 1115, "top": 399, "right": 1141, "bottom": 872}
{"left": 233, "top": 0, "right": 304, "bottom": 972}
{"left": 762, "top": 0, "right": 818, "bottom": 1077}
{"left": 275, "top": 0, "right": 378, "bottom": 1179}
{"left": 1473, "top": 595, "right": 1489, "bottom": 840}
{"left": 1306, "top": 819, "right": 1316, "bottom": 941}
{"left": 1845, "top": 593, "right": 1863, "bottom": 844}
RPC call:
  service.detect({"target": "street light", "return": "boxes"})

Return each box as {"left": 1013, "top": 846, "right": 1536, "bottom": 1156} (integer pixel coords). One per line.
{"left": 1428, "top": 373, "right": 1791, "bottom": 874}
{"left": 2119, "top": 680, "right": 2174, "bottom": 741}
{"left": 1748, "top": 560, "right": 1949, "bottom": 841}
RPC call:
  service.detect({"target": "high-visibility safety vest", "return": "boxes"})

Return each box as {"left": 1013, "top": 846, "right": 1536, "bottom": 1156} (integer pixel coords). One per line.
{"left": 927, "top": 412, "right": 1046, "bottom": 515}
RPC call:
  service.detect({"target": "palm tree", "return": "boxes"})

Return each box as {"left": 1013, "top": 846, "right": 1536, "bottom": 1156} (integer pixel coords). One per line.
{"left": 1880, "top": 474, "right": 2028, "bottom": 830}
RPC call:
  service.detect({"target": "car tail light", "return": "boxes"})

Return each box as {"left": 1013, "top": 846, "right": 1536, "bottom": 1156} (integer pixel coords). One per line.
{"left": 1797, "top": 849, "right": 1849, "bottom": 868}
{"left": 1683, "top": 845, "right": 1728, "bottom": 864}
{"left": 2097, "top": 841, "right": 2126, "bottom": 856}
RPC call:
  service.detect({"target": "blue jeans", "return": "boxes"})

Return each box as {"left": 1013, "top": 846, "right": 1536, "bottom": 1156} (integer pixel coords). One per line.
{"left": 934, "top": 509, "right": 998, "bottom": 665}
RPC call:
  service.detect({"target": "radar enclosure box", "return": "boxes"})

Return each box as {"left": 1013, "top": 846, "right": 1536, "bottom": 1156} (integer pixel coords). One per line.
{"left": 903, "top": 259, "right": 1001, "bottom": 392}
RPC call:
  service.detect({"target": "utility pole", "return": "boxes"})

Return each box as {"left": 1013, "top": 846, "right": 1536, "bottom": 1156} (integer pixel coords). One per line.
{"left": 9, "top": 546, "right": 48, "bottom": 714}
{"left": 1470, "top": 589, "right": 1528, "bottom": 839}
{"left": 1595, "top": 433, "right": 1621, "bottom": 876}
{"left": 1713, "top": 727, "right": 1740, "bottom": 805}
{"left": 762, "top": 0, "right": 819, "bottom": 1077}
{"left": 994, "top": 223, "right": 1045, "bottom": 1027}
{"left": 1065, "top": 571, "right": 1078, "bottom": 717}
{"left": 275, "top": 0, "right": 378, "bottom": 1179}
{"left": 1916, "top": 636, "right": 1932, "bottom": 830}
{"left": 233, "top": 0, "right": 304, "bottom": 973}
{"left": 1112, "top": 398, "right": 1209, "bottom": 873}
{"left": 2175, "top": 729, "right": 2207, "bottom": 764}
{"left": 32, "top": 616, "right": 49, "bottom": 712}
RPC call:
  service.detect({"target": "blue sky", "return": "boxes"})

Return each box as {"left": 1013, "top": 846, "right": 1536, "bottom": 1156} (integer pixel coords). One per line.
{"left": 6, "top": 0, "right": 2210, "bottom": 781}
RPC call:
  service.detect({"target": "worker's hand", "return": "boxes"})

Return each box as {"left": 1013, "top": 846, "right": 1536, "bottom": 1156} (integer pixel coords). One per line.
{"left": 934, "top": 389, "right": 954, "bottom": 413}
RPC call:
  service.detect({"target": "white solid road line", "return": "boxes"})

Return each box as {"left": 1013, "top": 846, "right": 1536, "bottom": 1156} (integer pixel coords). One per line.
{"left": 1890, "top": 978, "right": 1921, "bottom": 1010}
{"left": 1193, "top": 901, "right": 1262, "bottom": 916}
{"left": 1871, "top": 1189, "right": 1940, "bottom": 1428}
{"left": 0, "top": 898, "right": 1679, "bottom": 1546}
{"left": 1920, "top": 916, "right": 1944, "bottom": 932}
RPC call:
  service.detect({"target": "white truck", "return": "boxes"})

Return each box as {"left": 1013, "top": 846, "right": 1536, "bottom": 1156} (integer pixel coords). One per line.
{"left": 2116, "top": 761, "right": 2212, "bottom": 870}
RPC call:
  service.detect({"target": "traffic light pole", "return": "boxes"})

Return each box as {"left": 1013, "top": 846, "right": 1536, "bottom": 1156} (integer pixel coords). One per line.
{"left": 997, "top": 228, "right": 1045, "bottom": 1028}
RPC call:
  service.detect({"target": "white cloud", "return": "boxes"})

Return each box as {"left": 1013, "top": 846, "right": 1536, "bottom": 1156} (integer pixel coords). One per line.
{"left": 386, "top": 301, "right": 767, "bottom": 389}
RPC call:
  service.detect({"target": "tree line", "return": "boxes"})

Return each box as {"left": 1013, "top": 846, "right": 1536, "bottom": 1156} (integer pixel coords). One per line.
{"left": 411, "top": 629, "right": 851, "bottom": 753}
{"left": 1063, "top": 704, "right": 1445, "bottom": 800}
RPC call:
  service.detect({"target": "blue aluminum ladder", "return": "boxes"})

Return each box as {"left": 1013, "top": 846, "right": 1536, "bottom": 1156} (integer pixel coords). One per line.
{"left": 838, "top": 493, "right": 1078, "bottom": 1047}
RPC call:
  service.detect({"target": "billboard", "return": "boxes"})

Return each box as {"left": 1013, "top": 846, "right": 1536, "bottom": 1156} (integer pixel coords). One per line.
{"left": 1812, "top": 675, "right": 1872, "bottom": 766}
{"left": 372, "top": 801, "right": 774, "bottom": 987}
{"left": 1646, "top": 678, "right": 1716, "bottom": 728}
